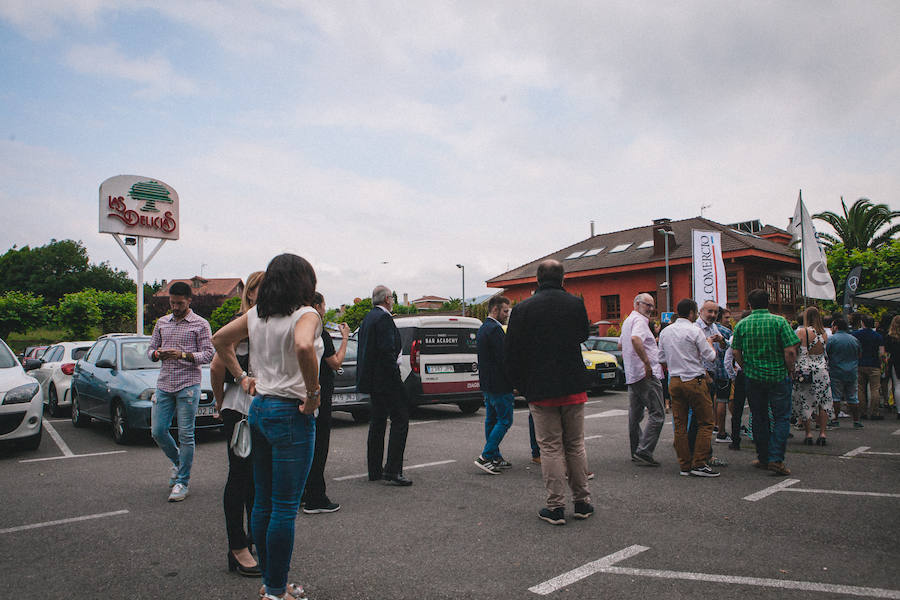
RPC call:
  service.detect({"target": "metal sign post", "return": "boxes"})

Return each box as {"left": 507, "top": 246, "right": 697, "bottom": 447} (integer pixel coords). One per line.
{"left": 99, "top": 175, "right": 180, "bottom": 334}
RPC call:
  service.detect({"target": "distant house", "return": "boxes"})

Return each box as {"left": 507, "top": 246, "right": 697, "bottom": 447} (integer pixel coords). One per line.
{"left": 486, "top": 216, "right": 802, "bottom": 333}
{"left": 150, "top": 276, "right": 244, "bottom": 320}
{"left": 410, "top": 295, "right": 449, "bottom": 310}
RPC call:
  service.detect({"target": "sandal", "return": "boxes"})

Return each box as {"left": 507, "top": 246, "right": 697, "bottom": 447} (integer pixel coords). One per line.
{"left": 816, "top": 437, "right": 827, "bottom": 446}
{"left": 259, "top": 584, "right": 307, "bottom": 600}
{"left": 803, "top": 437, "right": 813, "bottom": 445}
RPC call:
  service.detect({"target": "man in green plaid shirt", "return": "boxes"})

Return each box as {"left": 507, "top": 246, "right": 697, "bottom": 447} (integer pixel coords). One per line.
{"left": 731, "top": 289, "right": 800, "bottom": 476}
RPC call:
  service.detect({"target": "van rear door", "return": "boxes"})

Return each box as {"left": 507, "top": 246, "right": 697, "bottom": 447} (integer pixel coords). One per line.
{"left": 416, "top": 327, "right": 480, "bottom": 399}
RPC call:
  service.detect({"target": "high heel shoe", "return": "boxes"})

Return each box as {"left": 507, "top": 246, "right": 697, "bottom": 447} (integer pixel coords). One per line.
{"left": 816, "top": 437, "right": 827, "bottom": 446}
{"left": 803, "top": 437, "right": 813, "bottom": 445}
{"left": 227, "top": 551, "right": 261, "bottom": 577}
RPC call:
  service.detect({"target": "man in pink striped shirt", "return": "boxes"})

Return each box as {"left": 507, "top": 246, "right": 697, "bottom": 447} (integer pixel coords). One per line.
{"left": 148, "top": 281, "right": 214, "bottom": 502}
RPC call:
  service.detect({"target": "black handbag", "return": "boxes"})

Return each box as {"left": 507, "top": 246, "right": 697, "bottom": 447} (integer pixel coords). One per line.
{"left": 224, "top": 353, "right": 250, "bottom": 384}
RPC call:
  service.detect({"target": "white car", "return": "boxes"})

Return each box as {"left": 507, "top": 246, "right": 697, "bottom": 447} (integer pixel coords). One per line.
{"left": 26, "top": 340, "right": 93, "bottom": 417}
{"left": 0, "top": 338, "right": 43, "bottom": 450}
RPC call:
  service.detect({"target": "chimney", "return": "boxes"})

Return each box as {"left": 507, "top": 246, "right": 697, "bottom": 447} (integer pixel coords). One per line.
{"left": 590, "top": 220, "right": 595, "bottom": 237}
{"left": 652, "top": 218, "right": 674, "bottom": 255}
{"left": 403, "top": 292, "right": 409, "bottom": 306}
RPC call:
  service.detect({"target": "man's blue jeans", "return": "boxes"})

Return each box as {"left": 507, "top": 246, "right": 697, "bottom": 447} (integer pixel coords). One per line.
{"left": 747, "top": 377, "right": 792, "bottom": 463}
{"left": 151, "top": 384, "right": 201, "bottom": 486}
{"left": 248, "top": 396, "right": 316, "bottom": 597}
{"left": 481, "top": 392, "right": 514, "bottom": 460}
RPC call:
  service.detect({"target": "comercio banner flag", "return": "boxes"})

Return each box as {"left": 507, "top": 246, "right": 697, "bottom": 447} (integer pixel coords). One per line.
{"left": 691, "top": 230, "right": 728, "bottom": 307}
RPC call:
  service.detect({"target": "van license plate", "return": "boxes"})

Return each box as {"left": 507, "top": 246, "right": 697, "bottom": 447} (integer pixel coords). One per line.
{"left": 196, "top": 405, "right": 216, "bottom": 417}
{"left": 601, "top": 372, "right": 615, "bottom": 379}
{"left": 426, "top": 365, "right": 455, "bottom": 374}
{"left": 333, "top": 393, "right": 357, "bottom": 404}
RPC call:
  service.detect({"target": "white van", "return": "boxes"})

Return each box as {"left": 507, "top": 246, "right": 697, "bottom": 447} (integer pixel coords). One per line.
{"left": 395, "top": 315, "right": 483, "bottom": 413}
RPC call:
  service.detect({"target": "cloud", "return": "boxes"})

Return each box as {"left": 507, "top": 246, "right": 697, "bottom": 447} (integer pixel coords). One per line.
{"left": 64, "top": 43, "right": 198, "bottom": 98}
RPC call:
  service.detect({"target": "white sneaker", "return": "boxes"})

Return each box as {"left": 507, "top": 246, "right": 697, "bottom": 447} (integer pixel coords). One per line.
{"left": 168, "top": 483, "right": 189, "bottom": 502}
{"left": 714, "top": 433, "right": 733, "bottom": 443}
{"left": 839, "top": 411, "right": 850, "bottom": 418}
{"left": 168, "top": 464, "right": 178, "bottom": 487}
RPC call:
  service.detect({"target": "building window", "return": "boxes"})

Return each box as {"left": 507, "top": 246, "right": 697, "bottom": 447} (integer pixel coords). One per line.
{"left": 603, "top": 294, "right": 620, "bottom": 320}
{"left": 727, "top": 272, "right": 738, "bottom": 305}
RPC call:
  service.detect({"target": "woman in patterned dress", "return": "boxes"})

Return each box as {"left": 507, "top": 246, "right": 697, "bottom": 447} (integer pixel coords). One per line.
{"left": 792, "top": 307, "right": 834, "bottom": 445}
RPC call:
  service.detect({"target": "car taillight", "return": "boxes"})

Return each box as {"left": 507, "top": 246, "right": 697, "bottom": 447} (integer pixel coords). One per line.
{"left": 61, "top": 363, "right": 75, "bottom": 375}
{"left": 410, "top": 340, "right": 420, "bottom": 374}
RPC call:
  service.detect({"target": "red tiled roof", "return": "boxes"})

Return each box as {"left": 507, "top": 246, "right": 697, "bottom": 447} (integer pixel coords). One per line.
{"left": 411, "top": 295, "right": 449, "bottom": 303}
{"left": 155, "top": 276, "right": 243, "bottom": 297}
{"left": 487, "top": 216, "right": 798, "bottom": 285}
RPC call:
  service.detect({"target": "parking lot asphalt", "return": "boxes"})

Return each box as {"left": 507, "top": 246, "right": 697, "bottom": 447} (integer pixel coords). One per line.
{"left": 2, "top": 391, "right": 899, "bottom": 600}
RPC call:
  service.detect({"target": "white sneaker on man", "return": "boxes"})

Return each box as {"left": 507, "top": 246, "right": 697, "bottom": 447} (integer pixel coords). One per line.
{"left": 168, "top": 483, "right": 189, "bottom": 502}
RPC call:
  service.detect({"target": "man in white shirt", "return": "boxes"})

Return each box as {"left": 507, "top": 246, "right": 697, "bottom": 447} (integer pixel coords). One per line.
{"left": 658, "top": 298, "right": 719, "bottom": 477}
{"left": 619, "top": 293, "right": 665, "bottom": 466}
{"left": 695, "top": 300, "right": 731, "bottom": 443}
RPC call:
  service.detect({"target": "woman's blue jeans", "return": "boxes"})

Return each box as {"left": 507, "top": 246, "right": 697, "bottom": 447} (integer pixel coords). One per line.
{"left": 248, "top": 396, "right": 316, "bottom": 596}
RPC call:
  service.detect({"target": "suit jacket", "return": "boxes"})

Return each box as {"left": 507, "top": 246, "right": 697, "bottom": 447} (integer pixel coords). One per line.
{"left": 476, "top": 317, "right": 513, "bottom": 394}
{"left": 504, "top": 284, "right": 590, "bottom": 401}
{"left": 356, "top": 307, "right": 402, "bottom": 394}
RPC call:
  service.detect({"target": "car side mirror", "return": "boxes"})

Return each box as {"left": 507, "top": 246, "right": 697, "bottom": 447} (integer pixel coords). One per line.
{"left": 96, "top": 359, "right": 116, "bottom": 370}
{"left": 24, "top": 358, "right": 43, "bottom": 371}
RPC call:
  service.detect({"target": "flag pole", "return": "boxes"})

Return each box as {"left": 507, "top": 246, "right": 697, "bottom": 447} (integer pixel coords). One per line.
{"left": 799, "top": 189, "right": 807, "bottom": 308}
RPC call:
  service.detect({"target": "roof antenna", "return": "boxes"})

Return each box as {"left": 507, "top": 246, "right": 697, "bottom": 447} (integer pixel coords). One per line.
{"left": 700, "top": 203, "right": 711, "bottom": 218}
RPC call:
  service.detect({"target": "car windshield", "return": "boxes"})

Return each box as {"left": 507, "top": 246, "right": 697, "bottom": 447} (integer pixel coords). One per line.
{"left": 333, "top": 337, "right": 358, "bottom": 361}
{"left": 594, "top": 340, "right": 619, "bottom": 352}
{"left": 120, "top": 341, "right": 156, "bottom": 370}
{"left": 72, "top": 347, "right": 90, "bottom": 360}
{"left": 581, "top": 343, "right": 589, "bottom": 352}
{"left": 0, "top": 340, "right": 18, "bottom": 368}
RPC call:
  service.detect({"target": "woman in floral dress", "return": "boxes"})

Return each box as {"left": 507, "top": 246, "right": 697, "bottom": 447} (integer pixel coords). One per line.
{"left": 792, "top": 307, "right": 834, "bottom": 445}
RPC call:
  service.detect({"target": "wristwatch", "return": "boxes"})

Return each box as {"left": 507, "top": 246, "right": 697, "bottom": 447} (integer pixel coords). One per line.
{"left": 235, "top": 371, "right": 248, "bottom": 384}
{"left": 307, "top": 387, "right": 321, "bottom": 400}
{"left": 181, "top": 351, "right": 187, "bottom": 360}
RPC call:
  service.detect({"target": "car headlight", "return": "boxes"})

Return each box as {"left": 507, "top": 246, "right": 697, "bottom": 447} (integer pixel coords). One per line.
{"left": 583, "top": 359, "right": 592, "bottom": 367}
{"left": 139, "top": 388, "right": 155, "bottom": 402}
{"left": 3, "top": 382, "right": 40, "bottom": 405}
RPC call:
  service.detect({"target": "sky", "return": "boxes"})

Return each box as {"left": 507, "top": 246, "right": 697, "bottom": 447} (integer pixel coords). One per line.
{"left": 1, "top": 1, "right": 898, "bottom": 309}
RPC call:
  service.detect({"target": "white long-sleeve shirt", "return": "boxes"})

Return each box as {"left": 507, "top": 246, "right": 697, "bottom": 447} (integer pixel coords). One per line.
{"left": 658, "top": 318, "right": 717, "bottom": 381}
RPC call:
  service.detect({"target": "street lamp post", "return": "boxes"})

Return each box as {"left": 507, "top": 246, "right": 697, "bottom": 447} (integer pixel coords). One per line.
{"left": 456, "top": 264, "right": 465, "bottom": 317}
{"left": 658, "top": 229, "right": 676, "bottom": 313}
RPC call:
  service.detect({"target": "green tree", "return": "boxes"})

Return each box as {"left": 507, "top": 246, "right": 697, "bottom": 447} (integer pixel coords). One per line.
{"left": 338, "top": 298, "right": 373, "bottom": 331}
{"left": 0, "top": 291, "right": 46, "bottom": 340}
{"left": 440, "top": 298, "right": 463, "bottom": 312}
{"left": 826, "top": 240, "right": 900, "bottom": 293}
{"left": 813, "top": 198, "right": 899, "bottom": 251}
{"left": 56, "top": 290, "right": 102, "bottom": 339}
{"left": 209, "top": 296, "right": 242, "bottom": 333}
{"left": 96, "top": 290, "right": 136, "bottom": 333}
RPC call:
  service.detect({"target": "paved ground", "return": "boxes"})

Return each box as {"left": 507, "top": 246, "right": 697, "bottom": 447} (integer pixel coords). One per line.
{"left": 2, "top": 390, "right": 899, "bottom": 599}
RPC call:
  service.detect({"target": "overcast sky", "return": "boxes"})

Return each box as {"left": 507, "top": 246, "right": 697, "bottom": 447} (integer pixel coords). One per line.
{"left": 1, "top": 1, "right": 897, "bottom": 307}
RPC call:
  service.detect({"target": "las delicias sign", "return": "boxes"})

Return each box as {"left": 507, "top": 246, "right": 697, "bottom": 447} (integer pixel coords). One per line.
{"left": 99, "top": 175, "right": 180, "bottom": 240}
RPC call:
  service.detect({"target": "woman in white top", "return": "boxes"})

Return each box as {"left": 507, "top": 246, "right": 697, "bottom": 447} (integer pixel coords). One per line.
{"left": 792, "top": 306, "right": 833, "bottom": 446}
{"left": 211, "top": 270, "right": 265, "bottom": 578}
{"left": 213, "top": 254, "right": 323, "bottom": 600}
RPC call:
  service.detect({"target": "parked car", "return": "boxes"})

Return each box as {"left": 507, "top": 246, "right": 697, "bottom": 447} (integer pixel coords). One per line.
{"left": 0, "top": 338, "right": 43, "bottom": 450}
{"left": 25, "top": 340, "right": 94, "bottom": 417}
{"left": 327, "top": 333, "right": 371, "bottom": 422}
{"left": 70, "top": 335, "right": 219, "bottom": 444}
{"left": 580, "top": 343, "right": 619, "bottom": 393}
{"left": 20, "top": 345, "right": 48, "bottom": 366}
{"left": 584, "top": 336, "right": 625, "bottom": 389}
{"left": 395, "top": 315, "right": 483, "bottom": 413}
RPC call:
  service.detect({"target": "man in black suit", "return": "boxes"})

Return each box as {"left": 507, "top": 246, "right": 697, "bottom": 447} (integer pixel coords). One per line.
{"left": 357, "top": 285, "right": 412, "bottom": 486}
{"left": 505, "top": 260, "right": 593, "bottom": 525}
{"left": 474, "top": 295, "right": 514, "bottom": 474}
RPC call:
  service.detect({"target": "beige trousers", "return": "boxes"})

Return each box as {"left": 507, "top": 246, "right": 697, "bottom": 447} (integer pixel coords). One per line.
{"left": 529, "top": 403, "right": 590, "bottom": 509}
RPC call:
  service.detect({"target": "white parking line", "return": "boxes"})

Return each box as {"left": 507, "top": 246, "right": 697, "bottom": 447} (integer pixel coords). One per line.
{"left": 529, "top": 545, "right": 900, "bottom": 598}
{"left": 864, "top": 451, "right": 900, "bottom": 456}
{"left": 742, "top": 478, "right": 801, "bottom": 501}
{"left": 841, "top": 446, "right": 871, "bottom": 459}
{"left": 585, "top": 409, "right": 629, "bottom": 419}
{"left": 892, "top": 428, "right": 900, "bottom": 436}
{"left": 409, "top": 420, "right": 439, "bottom": 426}
{"left": 584, "top": 435, "right": 603, "bottom": 440}
{"left": 0, "top": 510, "right": 129, "bottom": 534}
{"left": 332, "top": 459, "right": 456, "bottom": 481}
{"left": 20, "top": 450, "right": 127, "bottom": 463}
{"left": 42, "top": 420, "right": 74, "bottom": 457}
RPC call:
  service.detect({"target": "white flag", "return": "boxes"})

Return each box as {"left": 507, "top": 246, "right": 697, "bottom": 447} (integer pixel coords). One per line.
{"left": 692, "top": 230, "right": 728, "bottom": 307}
{"left": 789, "top": 192, "right": 836, "bottom": 300}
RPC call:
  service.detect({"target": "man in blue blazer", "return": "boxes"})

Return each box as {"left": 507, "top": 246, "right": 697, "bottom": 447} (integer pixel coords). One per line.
{"left": 357, "top": 285, "right": 412, "bottom": 486}
{"left": 474, "top": 295, "right": 513, "bottom": 474}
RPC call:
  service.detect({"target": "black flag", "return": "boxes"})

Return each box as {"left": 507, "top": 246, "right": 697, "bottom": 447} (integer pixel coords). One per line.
{"left": 843, "top": 266, "right": 863, "bottom": 314}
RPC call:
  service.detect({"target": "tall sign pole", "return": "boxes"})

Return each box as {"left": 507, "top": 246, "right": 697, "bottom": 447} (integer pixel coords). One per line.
{"left": 99, "top": 175, "right": 180, "bottom": 333}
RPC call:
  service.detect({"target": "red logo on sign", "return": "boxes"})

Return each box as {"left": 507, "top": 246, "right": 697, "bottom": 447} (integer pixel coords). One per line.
{"left": 107, "top": 196, "right": 176, "bottom": 233}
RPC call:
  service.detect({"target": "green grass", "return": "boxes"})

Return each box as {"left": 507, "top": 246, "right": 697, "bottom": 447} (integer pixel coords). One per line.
{"left": 7, "top": 328, "right": 103, "bottom": 352}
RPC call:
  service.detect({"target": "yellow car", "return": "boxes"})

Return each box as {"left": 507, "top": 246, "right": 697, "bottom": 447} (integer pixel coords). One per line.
{"left": 581, "top": 343, "right": 619, "bottom": 393}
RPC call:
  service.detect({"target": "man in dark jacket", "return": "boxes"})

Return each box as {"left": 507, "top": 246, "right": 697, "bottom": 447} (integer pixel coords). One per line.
{"left": 357, "top": 285, "right": 411, "bottom": 486}
{"left": 505, "top": 260, "right": 593, "bottom": 525}
{"left": 474, "top": 295, "right": 513, "bottom": 474}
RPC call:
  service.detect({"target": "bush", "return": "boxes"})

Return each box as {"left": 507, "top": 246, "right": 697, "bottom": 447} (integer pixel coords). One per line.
{"left": 338, "top": 298, "right": 373, "bottom": 331}
{"left": 96, "top": 290, "right": 136, "bottom": 333}
{"left": 209, "top": 296, "right": 242, "bottom": 333}
{"left": 56, "top": 290, "right": 102, "bottom": 339}
{"left": 0, "top": 291, "right": 46, "bottom": 340}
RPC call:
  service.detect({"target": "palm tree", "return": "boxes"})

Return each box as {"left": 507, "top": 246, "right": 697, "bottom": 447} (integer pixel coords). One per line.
{"left": 813, "top": 197, "right": 899, "bottom": 250}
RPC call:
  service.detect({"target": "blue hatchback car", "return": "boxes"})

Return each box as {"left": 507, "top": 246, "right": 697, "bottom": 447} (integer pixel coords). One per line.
{"left": 71, "top": 335, "right": 218, "bottom": 444}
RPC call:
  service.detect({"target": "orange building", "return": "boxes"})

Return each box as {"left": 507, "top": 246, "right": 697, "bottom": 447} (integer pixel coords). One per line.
{"left": 486, "top": 217, "right": 801, "bottom": 333}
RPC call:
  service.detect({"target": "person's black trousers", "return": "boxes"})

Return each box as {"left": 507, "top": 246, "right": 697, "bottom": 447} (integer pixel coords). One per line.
{"left": 367, "top": 384, "right": 410, "bottom": 477}
{"left": 730, "top": 372, "right": 746, "bottom": 444}
{"left": 302, "top": 384, "right": 333, "bottom": 504}
{"left": 222, "top": 408, "right": 254, "bottom": 550}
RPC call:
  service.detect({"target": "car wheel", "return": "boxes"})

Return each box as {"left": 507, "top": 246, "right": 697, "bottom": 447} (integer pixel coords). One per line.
{"left": 458, "top": 401, "right": 482, "bottom": 414}
{"left": 71, "top": 389, "right": 90, "bottom": 428}
{"left": 350, "top": 409, "right": 370, "bottom": 423}
{"left": 48, "top": 385, "right": 61, "bottom": 417}
{"left": 111, "top": 401, "right": 132, "bottom": 445}
{"left": 19, "top": 420, "right": 42, "bottom": 451}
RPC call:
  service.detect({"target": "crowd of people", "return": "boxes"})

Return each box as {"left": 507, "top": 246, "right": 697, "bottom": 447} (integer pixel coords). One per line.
{"left": 142, "top": 253, "right": 898, "bottom": 599}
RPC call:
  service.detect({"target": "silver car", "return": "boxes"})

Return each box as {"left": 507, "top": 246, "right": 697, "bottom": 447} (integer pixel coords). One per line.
{"left": 328, "top": 334, "right": 370, "bottom": 422}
